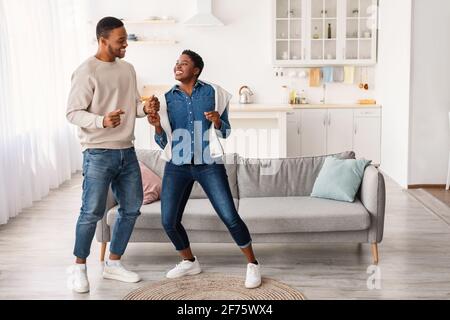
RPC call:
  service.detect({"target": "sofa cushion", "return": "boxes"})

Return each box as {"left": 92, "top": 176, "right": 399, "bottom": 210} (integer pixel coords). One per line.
{"left": 237, "top": 196, "right": 370, "bottom": 233}
{"left": 107, "top": 198, "right": 239, "bottom": 231}
{"left": 139, "top": 161, "right": 162, "bottom": 205}
{"left": 107, "top": 196, "right": 370, "bottom": 234}
{"left": 136, "top": 150, "right": 238, "bottom": 199}
{"left": 136, "top": 149, "right": 166, "bottom": 178}
{"left": 311, "top": 157, "right": 371, "bottom": 202}
{"left": 237, "top": 151, "right": 355, "bottom": 198}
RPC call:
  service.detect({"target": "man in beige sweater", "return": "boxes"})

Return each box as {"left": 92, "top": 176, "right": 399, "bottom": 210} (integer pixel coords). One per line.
{"left": 66, "top": 17, "right": 157, "bottom": 293}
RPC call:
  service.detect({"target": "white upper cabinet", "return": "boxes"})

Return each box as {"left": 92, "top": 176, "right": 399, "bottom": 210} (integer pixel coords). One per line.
{"left": 308, "top": 0, "right": 339, "bottom": 63}
{"left": 274, "top": 0, "right": 307, "bottom": 64}
{"left": 273, "top": 0, "right": 378, "bottom": 66}
{"left": 343, "top": 0, "right": 378, "bottom": 64}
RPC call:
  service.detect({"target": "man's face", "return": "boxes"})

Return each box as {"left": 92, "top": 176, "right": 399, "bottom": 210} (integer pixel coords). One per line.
{"left": 174, "top": 54, "right": 200, "bottom": 82}
{"left": 102, "top": 26, "right": 128, "bottom": 59}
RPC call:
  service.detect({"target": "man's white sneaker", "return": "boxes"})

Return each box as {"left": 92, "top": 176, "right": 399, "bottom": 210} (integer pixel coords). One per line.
{"left": 166, "top": 257, "right": 202, "bottom": 279}
{"left": 67, "top": 264, "right": 90, "bottom": 293}
{"left": 245, "top": 263, "right": 262, "bottom": 289}
{"left": 103, "top": 260, "right": 141, "bottom": 283}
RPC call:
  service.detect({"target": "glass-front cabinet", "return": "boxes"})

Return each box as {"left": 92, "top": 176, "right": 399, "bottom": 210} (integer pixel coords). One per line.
{"left": 309, "top": 0, "right": 338, "bottom": 62}
{"left": 344, "top": 0, "right": 378, "bottom": 62}
{"left": 275, "top": 0, "right": 306, "bottom": 62}
{"left": 273, "top": 0, "right": 378, "bottom": 66}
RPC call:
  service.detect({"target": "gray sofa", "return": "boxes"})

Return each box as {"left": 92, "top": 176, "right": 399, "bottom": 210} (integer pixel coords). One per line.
{"left": 95, "top": 150, "right": 386, "bottom": 264}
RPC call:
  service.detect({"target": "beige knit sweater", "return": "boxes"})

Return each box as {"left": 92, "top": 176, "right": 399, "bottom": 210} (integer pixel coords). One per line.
{"left": 66, "top": 56, "right": 146, "bottom": 151}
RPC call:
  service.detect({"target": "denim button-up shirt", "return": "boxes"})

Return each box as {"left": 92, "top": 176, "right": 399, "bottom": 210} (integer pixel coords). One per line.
{"left": 154, "top": 80, "right": 231, "bottom": 165}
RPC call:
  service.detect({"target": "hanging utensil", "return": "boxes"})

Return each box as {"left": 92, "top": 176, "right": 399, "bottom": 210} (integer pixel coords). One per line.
{"left": 364, "top": 68, "right": 369, "bottom": 90}
{"left": 359, "top": 67, "right": 364, "bottom": 89}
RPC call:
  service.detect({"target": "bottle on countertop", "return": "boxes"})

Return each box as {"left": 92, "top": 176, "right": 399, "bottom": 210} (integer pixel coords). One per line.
{"left": 300, "top": 90, "right": 307, "bottom": 104}
{"left": 289, "top": 88, "right": 297, "bottom": 105}
{"left": 281, "top": 85, "right": 289, "bottom": 104}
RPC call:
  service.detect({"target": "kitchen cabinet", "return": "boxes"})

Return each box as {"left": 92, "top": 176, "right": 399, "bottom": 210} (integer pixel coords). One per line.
{"left": 298, "top": 108, "right": 353, "bottom": 157}
{"left": 353, "top": 108, "right": 381, "bottom": 164}
{"left": 300, "top": 109, "right": 328, "bottom": 156}
{"left": 326, "top": 109, "right": 354, "bottom": 154}
{"left": 273, "top": 0, "right": 378, "bottom": 66}
{"left": 342, "top": 0, "right": 378, "bottom": 63}
{"left": 286, "top": 107, "right": 380, "bottom": 164}
{"left": 274, "top": 0, "right": 307, "bottom": 62}
{"left": 287, "top": 111, "right": 302, "bottom": 157}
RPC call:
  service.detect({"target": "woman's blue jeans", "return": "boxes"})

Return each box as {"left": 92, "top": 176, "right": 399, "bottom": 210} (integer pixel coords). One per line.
{"left": 161, "top": 162, "right": 252, "bottom": 251}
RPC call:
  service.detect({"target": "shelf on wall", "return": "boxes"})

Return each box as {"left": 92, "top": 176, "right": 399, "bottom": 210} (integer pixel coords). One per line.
{"left": 127, "top": 39, "right": 178, "bottom": 45}
{"left": 122, "top": 19, "right": 177, "bottom": 25}
{"left": 88, "top": 19, "right": 177, "bottom": 25}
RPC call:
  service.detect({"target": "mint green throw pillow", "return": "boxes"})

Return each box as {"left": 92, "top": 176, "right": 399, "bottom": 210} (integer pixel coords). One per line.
{"left": 311, "top": 157, "right": 372, "bottom": 202}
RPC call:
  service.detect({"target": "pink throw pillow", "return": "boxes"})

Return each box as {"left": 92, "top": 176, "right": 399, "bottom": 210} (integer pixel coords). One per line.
{"left": 139, "top": 161, "right": 162, "bottom": 205}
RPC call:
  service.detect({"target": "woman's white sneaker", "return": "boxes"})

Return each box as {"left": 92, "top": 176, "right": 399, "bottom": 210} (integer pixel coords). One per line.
{"left": 166, "top": 257, "right": 202, "bottom": 279}
{"left": 67, "top": 264, "right": 90, "bottom": 293}
{"left": 103, "top": 260, "right": 141, "bottom": 283}
{"left": 245, "top": 263, "right": 262, "bottom": 289}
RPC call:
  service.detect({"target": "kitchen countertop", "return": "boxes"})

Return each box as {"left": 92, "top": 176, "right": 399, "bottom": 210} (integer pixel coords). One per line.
{"left": 230, "top": 104, "right": 381, "bottom": 112}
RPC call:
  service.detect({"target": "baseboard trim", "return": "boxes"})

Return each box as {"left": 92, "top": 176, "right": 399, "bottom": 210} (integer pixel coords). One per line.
{"left": 408, "top": 184, "right": 446, "bottom": 189}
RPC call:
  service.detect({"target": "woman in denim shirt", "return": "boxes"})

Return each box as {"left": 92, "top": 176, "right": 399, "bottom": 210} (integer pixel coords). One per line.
{"left": 147, "top": 50, "right": 261, "bottom": 289}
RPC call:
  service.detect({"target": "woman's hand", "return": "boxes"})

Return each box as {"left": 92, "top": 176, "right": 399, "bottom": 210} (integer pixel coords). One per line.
{"left": 147, "top": 113, "right": 161, "bottom": 129}
{"left": 204, "top": 111, "right": 221, "bottom": 129}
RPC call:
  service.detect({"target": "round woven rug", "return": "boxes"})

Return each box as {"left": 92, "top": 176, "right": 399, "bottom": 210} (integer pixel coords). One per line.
{"left": 123, "top": 273, "right": 305, "bottom": 300}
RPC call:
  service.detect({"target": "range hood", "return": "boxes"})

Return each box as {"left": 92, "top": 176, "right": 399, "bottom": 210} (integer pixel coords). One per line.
{"left": 184, "top": 0, "right": 224, "bottom": 27}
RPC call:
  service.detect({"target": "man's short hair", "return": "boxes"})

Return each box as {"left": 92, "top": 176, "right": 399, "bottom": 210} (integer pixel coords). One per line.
{"left": 96, "top": 17, "right": 124, "bottom": 40}
{"left": 182, "top": 50, "right": 204, "bottom": 78}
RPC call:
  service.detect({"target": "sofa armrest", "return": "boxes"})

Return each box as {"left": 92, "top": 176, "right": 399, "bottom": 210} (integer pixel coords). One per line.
{"left": 359, "top": 165, "right": 386, "bottom": 243}
{"left": 95, "top": 185, "right": 117, "bottom": 243}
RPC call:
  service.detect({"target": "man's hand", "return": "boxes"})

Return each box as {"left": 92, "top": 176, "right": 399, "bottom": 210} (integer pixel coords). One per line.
{"left": 204, "top": 111, "right": 221, "bottom": 129}
{"left": 103, "top": 109, "right": 125, "bottom": 128}
{"left": 144, "top": 95, "right": 160, "bottom": 115}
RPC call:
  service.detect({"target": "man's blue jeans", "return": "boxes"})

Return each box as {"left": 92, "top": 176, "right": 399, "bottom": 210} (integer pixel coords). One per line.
{"left": 73, "top": 148, "right": 143, "bottom": 259}
{"left": 161, "top": 162, "right": 252, "bottom": 251}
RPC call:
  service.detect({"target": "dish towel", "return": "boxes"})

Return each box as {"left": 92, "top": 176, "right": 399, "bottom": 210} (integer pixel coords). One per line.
{"left": 333, "top": 67, "right": 344, "bottom": 82}
{"left": 344, "top": 66, "right": 355, "bottom": 84}
{"left": 309, "top": 68, "right": 321, "bottom": 87}
{"left": 322, "top": 67, "right": 334, "bottom": 83}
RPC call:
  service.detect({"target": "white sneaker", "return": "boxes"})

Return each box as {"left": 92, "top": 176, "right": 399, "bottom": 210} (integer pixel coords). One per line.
{"left": 166, "top": 257, "right": 202, "bottom": 279}
{"left": 67, "top": 264, "right": 90, "bottom": 293}
{"left": 245, "top": 263, "right": 262, "bottom": 289}
{"left": 103, "top": 260, "right": 141, "bottom": 283}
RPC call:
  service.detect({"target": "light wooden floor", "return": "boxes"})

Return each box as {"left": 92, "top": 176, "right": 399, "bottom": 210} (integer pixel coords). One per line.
{"left": 1, "top": 172, "right": 450, "bottom": 300}
{"left": 423, "top": 188, "right": 450, "bottom": 207}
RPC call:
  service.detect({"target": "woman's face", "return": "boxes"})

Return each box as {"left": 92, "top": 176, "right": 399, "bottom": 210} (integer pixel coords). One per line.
{"left": 174, "top": 54, "right": 199, "bottom": 82}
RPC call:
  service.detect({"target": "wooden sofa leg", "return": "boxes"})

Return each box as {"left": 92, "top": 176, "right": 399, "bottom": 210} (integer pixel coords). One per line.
{"left": 100, "top": 242, "right": 107, "bottom": 262}
{"left": 371, "top": 243, "right": 379, "bottom": 265}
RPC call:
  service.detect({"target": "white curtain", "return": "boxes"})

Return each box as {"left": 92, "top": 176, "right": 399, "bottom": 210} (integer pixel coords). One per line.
{"left": 0, "top": 0, "right": 90, "bottom": 224}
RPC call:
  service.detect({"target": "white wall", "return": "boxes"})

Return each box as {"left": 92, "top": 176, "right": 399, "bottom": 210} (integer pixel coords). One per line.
{"left": 86, "top": 0, "right": 377, "bottom": 105}
{"left": 376, "top": 0, "right": 412, "bottom": 188}
{"left": 88, "top": 0, "right": 450, "bottom": 187}
{"left": 408, "top": 0, "right": 450, "bottom": 185}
